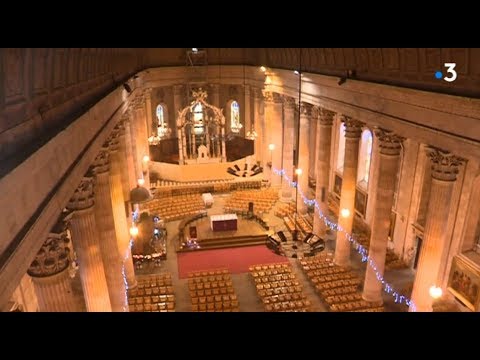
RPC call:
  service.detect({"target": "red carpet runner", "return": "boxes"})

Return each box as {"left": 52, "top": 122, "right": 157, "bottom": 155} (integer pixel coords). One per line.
{"left": 177, "top": 245, "right": 289, "bottom": 279}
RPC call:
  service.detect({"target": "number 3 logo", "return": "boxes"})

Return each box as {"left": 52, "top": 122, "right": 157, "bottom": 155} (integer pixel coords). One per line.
{"left": 443, "top": 63, "right": 457, "bottom": 82}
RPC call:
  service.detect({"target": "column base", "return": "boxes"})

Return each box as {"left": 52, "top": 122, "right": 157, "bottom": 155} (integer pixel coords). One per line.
{"left": 280, "top": 189, "right": 292, "bottom": 202}
{"left": 127, "top": 278, "right": 138, "bottom": 289}
{"left": 334, "top": 256, "right": 351, "bottom": 268}
{"left": 361, "top": 293, "right": 384, "bottom": 305}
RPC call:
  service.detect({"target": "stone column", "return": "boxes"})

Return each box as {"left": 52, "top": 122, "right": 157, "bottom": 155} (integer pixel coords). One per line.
{"left": 334, "top": 116, "right": 363, "bottom": 267}
{"left": 91, "top": 148, "right": 128, "bottom": 312}
{"left": 144, "top": 88, "right": 154, "bottom": 137}
{"left": 244, "top": 85, "right": 251, "bottom": 139}
{"left": 297, "top": 102, "right": 313, "bottom": 215}
{"left": 362, "top": 129, "right": 403, "bottom": 303}
{"left": 221, "top": 119, "right": 227, "bottom": 162}
{"left": 270, "top": 92, "right": 283, "bottom": 187}
{"left": 177, "top": 127, "right": 184, "bottom": 164}
{"left": 109, "top": 130, "right": 137, "bottom": 289}
{"left": 66, "top": 177, "right": 112, "bottom": 312}
{"left": 28, "top": 223, "right": 80, "bottom": 312}
{"left": 173, "top": 84, "right": 184, "bottom": 128}
{"left": 281, "top": 96, "right": 296, "bottom": 202}
{"left": 309, "top": 109, "right": 318, "bottom": 180}
{"left": 118, "top": 117, "right": 135, "bottom": 201}
{"left": 210, "top": 84, "right": 220, "bottom": 108}
{"left": 410, "top": 148, "right": 463, "bottom": 312}
{"left": 312, "top": 108, "right": 334, "bottom": 237}
{"left": 252, "top": 88, "right": 264, "bottom": 166}
{"left": 124, "top": 111, "right": 138, "bottom": 190}
{"left": 135, "top": 96, "right": 150, "bottom": 188}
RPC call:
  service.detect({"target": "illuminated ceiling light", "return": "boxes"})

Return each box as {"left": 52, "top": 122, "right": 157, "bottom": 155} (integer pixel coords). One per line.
{"left": 260, "top": 66, "right": 266, "bottom": 72}
{"left": 293, "top": 70, "right": 300, "bottom": 75}
{"left": 129, "top": 226, "right": 139, "bottom": 237}
{"left": 429, "top": 286, "right": 443, "bottom": 300}
{"left": 137, "top": 178, "right": 145, "bottom": 186}
{"left": 268, "top": 143, "right": 275, "bottom": 151}
{"left": 340, "top": 208, "right": 350, "bottom": 218}
{"left": 295, "top": 168, "right": 302, "bottom": 176}
{"left": 142, "top": 155, "right": 150, "bottom": 163}
{"left": 192, "top": 48, "right": 198, "bottom": 53}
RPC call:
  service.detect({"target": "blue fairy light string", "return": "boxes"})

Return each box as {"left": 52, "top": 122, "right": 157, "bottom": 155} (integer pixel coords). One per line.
{"left": 121, "top": 239, "right": 134, "bottom": 312}
{"left": 272, "top": 167, "right": 416, "bottom": 311}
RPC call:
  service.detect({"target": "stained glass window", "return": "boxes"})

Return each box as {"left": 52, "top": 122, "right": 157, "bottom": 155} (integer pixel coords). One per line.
{"left": 231, "top": 101, "right": 241, "bottom": 132}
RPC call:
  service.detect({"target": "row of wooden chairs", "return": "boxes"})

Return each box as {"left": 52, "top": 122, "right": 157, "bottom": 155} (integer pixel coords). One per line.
{"left": 249, "top": 263, "right": 290, "bottom": 272}
{"left": 130, "top": 303, "right": 175, "bottom": 312}
{"left": 128, "top": 273, "right": 176, "bottom": 312}
{"left": 130, "top": 295, "right": 175, "bottom": 305}
{"left": 188, "top": 269, "right": 229, "bottom": 277}
{"left": 188, "top": 268, "right": 239, "bottom": 312}
{"left": 299, "top": 256, "right": 384, "bottom": 312}
{"left": 250, "top": 262, "right": 311, "bottom": 312}
{"left": 253, "top": 274, "right": 296, "bottom": 283}
{"left": 189, "top": 274, "right": 231, "bottom": 283}
{"left": 189, "top": 287, "right": 235, "bottom": 297}
{"left": 258, "top": 290, "right": 306, "bottom": 300}
{"left": 330, "top": 300, "right": 383, "bottom": 312}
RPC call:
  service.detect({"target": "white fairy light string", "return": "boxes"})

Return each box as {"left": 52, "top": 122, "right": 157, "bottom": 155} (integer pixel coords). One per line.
{"left": 273, "top": 167, "right": 416, "bottom": 311}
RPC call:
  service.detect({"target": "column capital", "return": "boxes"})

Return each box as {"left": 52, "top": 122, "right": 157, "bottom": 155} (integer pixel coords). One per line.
{"left": 427, "top": 147, "right": 464, "bottom": 181}
{"left": 252, "top": 87, "right": 264, "bottom": 99}
{"left": 317, "top": 108, "right": 335, "bottom": 126}
{"left": 107, "top": 132, "right": 121, "bottom": 152}
{"left": 374, "top": 128, "right": 404, "bottom": 156}
{"left": 341, "top": 115, "right": 363, "bottom": 138}
{"left": 244, "top": 84, "right": 250, "bottom": 95}
{"left": 143, "top": 87, "right": 153, "bottom": 97}
{"left": 283, "top": 96, "right": 296, "bottom": 110}
{"left": 67, "top": 176, "right": 95, "bottom": 211}
{"left": 263, "top": 91, "right": 282, "bottom": 103}
{"left": 132, "top": 97, "right": 145, "bottom": 110}
{"left": 173, "top": 84, "right": 184, "bottom": 96}
{"left": 300, "top": 102, "right": 313, "bottom": 117}
{"left": 91, "top": 148, "right": 110, "bottom": 175}
{"left": 28, "top": 229, "right": 71, "bottom": 278}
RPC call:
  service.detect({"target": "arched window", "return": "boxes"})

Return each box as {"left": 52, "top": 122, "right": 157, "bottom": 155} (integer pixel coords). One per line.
{"left": 156, "top": 105, "right": 165, "bottom": 137}
{"left": 193, "top": 102, "right": 204, "bottom": 135}
{"left": 230, "top": 101, "right": 241, "bottom": 133}
{"left": 336, "top": 122, "right": 346, "bottom": 173}
{"left": 357, "top": 129, "right": 373, "bottom": 186}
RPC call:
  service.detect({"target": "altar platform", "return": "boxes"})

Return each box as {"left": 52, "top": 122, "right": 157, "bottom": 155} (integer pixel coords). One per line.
{"left": 177, "top": 216, "right": 268, "bottom": 252}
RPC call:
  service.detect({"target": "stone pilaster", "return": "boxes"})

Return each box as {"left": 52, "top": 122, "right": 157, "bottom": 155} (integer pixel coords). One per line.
{"left": 210, "top": 84, "right": 220, "bottom": 108}
{"left": 66, "top": 177, "right": 112, "bottom": 312}
{"left": 134, "top": 95, "right": 150, "bottom": 189}
{"left": 312, "top": 108, "right": 334, "bottom": 237}
{"left": 91, "top": 148, "right": 128, "bottom": 312}
{"left": 28, "top": 222, "right": 80, "bottom": 312}
{"left": 410, "top": 148, "right": 463, "bottom": 312}
{"left": 253, "top": 88, "right": 264, "bottom": 167}
{"left": 144, "top": 88, "right": 154, "bottom": 137}
{"left": 334, "top": 116, "right": 363, "bottom": 267}
{"left": 173, "top": 84, "right": 185, "bottom": 126}
{"left": 124, "top": 110, "right": 138, "bottom": 191}
{"left": 309, "top": 107, "right": 318, "bottom": 180}
{"left": 243, "top": 85, "right": 251, "bottom": 140}
{"left": 281, "top": 96, "right": 296, "bottom": 202}
{"left": 118, "top": 118, "right": 135, "bottom": 201}
{"left": 362, "top": 129, "right": 404, "bottom": 303}
{"left": 266, "top": 92, "right": 283, "bottom": 187}
{"left": 297, "top": 102, "right": 313, "bottom": 214}
{"left": 108, "top": 131, "right": 137, "bottom": 289}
